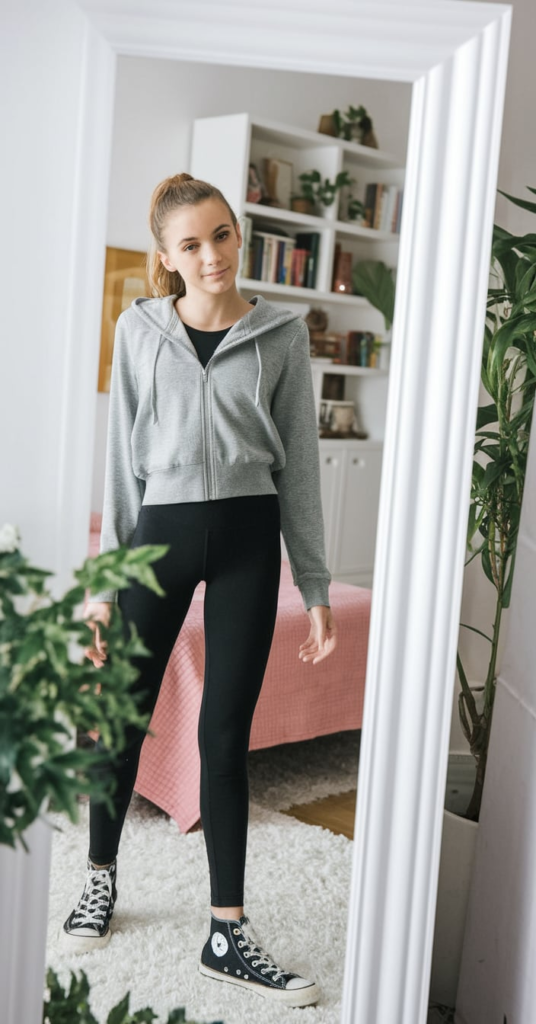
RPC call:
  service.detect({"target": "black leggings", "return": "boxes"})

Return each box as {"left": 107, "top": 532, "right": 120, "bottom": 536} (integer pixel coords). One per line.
{"left": 88, "top": 494, "right": 282, "bottom": 907}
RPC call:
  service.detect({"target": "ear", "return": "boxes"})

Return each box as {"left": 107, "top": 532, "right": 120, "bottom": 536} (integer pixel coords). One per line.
{"left": 157, "top": 250, "right": 175, "bottom": 273}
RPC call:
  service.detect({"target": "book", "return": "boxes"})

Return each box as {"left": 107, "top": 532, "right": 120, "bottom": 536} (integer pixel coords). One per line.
{"left": 363, "top": 183, "right": 402, "bottom": 234}
{"left": 295, "top": 232, "right": 321, "bottom": 289}
{"left": 291, "top": 248, "right": 309, "bottom": 287}
{"left": 373, "top": 184, "right": 385, "bottom": 231}
{"left": 249, "top": 230, "right": 297, "bottom": 284}
{"left": 364, "top": 183, "right": 377, "bottom": 229}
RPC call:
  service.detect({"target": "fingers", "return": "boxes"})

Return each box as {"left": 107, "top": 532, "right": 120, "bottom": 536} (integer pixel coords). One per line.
{"left": 299, "top": 620, "right": 338, "bottom": 664}
{"left": 83, "top": 620, "right": 108, "bottom": 667}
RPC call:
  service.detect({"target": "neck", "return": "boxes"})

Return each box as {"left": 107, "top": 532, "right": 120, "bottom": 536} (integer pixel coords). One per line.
{"left": 176, "top": 287, "right": 253, "bottom": 330}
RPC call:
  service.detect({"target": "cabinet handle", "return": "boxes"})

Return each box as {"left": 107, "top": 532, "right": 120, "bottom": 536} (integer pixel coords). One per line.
{"left": 352, "top": 457, "right": 366, "bottom": 466}
{"left": 325, "top": 456, "right": 338, "bottom": 465}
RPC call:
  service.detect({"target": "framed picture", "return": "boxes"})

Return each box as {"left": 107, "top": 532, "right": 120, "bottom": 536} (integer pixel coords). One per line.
{"left": 98, "top": 246, "right": 151, "bottom": 392}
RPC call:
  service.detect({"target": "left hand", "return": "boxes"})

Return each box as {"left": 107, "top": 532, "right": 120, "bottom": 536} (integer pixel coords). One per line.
{"left": 298, "top": 605, "right": 338, "bottom": 665}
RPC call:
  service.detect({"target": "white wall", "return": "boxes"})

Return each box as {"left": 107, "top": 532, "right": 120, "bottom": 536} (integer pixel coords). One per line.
{"left": 456, "top": 0, "right": 536, "bottom": 1019}
{"left": 0, "top": 3, "right": 115, "bottom": 1020}
{"left": 1, "top": 0, "right": 105, "bottom": 580}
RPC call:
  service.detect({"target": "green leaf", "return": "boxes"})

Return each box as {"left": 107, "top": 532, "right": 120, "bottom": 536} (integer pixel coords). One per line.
{"left": 475, "top": 403, "right": 499, "bottom": 430}
{"left": 352, "top": 260, "right": 396, "bottom": 330}
{"left": 107, "top": 993, "right": 132, "bottom": 1024}
{"left": 498, "top": 187, "right": 536, "bottom": 216}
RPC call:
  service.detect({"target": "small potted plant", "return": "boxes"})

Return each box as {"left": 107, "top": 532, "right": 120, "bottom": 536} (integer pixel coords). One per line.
{"left": 332, "top": 105, "right": 379, "bottom": 148}
{"left": 291, "top": 169, "right": 354, "bottom": 216}
{"left": 345, "top": 194, "right": 366, "bottom": 223}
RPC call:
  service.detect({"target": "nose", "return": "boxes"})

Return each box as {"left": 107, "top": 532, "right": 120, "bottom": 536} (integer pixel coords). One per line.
{"left": 204, "top": 243, "right": 222, "bottom": 267}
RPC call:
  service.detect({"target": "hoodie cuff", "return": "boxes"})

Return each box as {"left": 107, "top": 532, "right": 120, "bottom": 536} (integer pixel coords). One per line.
{"left": 298, "top": 575, "right": 331, "bottom": 612}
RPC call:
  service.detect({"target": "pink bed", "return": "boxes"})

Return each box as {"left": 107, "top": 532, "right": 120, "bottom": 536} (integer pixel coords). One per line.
{"left": 88, "top": 512, "right": 370, "bottom": 832}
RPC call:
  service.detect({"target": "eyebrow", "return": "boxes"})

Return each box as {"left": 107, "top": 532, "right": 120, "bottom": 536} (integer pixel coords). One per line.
{"left": 178, "top": 223, "right": 231, "bottom": 245}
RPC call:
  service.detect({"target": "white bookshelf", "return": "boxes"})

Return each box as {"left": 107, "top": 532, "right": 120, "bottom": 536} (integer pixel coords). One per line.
{"left": 190, "top": 112, "right": 405, "bottom": 585}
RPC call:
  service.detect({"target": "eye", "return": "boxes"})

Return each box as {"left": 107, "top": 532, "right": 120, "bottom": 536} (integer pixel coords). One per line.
{"left": 217, "top": 231, "right": 230, "bottom": 240}
{"left": 184, "top": 243, "right": 198, "bottom": 252}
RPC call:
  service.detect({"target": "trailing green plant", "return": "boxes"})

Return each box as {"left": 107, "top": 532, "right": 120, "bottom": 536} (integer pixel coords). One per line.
{"left": 294, "top": 168, "right": 354, "bottom": 209}
{"left": 43, "top": 966, "right": 224, "bottom": 1024}
{"left": 351, "top": 259, "right": 396, "bottom": 330}
{"left": 457, "top": 186, "right": 536, "bottom": 821}
{"left": 0, "top": 522, "right": 168, "bottom": 849}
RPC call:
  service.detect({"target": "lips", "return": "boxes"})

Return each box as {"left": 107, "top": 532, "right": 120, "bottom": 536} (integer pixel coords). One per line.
{"left": 206, "top": 268, "right": 228, "bottom": 278}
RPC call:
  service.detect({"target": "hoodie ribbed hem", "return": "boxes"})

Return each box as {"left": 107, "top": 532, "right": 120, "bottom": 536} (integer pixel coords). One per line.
{"left": 142, "top": 461, "right": 278, "bottom": 504}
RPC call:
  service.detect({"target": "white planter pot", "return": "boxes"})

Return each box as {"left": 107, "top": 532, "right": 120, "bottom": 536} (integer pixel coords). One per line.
{"left": 0, "top": 816, "right": 53, "bottom": 1024}
{"left": 429, "top": 756, "right": 479, "bottom": 1007}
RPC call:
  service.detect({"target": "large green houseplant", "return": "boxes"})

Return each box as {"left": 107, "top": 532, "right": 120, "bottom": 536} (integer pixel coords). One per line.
{"left": 0, "top": 523, "right": 168, "bottom": 849}
{"left": 1, "top": 525, "right": 224, "bottom": 1021}
{"left": 457, "top": 186, "right": 536, "bottom": 821}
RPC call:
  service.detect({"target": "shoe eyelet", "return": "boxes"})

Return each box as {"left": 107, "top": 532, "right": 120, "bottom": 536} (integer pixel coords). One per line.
{"left": 244, "top": 974, "right": 249, "bottom": 980}
{"left": 252, "top": 960, "right": 258, "bottom": 967}
{"left": 238, "top": 940, "right": 244, "bottom": 947}
{"left": 236, "top": 969, "right": 241, "bottom": 975}
{"left": 243, "top": 951, "right": 250, "bottom": 958}
{"left": 233, "top": 928, "right": 240, "bottom": 935}
{"left": 261, "top": 968, "right": 267, "bottom": 974}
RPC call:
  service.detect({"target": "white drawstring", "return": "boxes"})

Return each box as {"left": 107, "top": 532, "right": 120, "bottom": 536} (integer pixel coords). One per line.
{"left": 254, "top": 339, "right": 262, "bottom": 407}
{"left": 151, "top": 335, "right": 163, "bottom": 424}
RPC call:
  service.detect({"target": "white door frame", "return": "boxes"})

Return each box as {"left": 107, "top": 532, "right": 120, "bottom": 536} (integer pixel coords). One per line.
{"left": 21, "top": 2, "right": 514, "bottom": 1022}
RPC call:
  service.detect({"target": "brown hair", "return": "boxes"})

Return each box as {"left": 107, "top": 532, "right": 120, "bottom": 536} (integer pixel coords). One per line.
{"left": 146, "top": 172, "right": 239, "bottom": 298}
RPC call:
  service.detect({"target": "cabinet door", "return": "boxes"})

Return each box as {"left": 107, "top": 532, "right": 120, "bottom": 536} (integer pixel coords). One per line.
{"left": 333, "top": 446, "right": 383, "bottom": 574}
{"left": 319, "top": 445, "right": 345, "bottom": 568}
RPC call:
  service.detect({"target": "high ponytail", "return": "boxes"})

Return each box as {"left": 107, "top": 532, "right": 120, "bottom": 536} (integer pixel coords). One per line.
{"left": 146, "top": 172, "right": 239, "bottom": 298}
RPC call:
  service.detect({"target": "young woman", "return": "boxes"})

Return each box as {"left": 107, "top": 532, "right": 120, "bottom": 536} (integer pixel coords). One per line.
{"left": 60, "top": 173, "right": 338, "bottom": 1008}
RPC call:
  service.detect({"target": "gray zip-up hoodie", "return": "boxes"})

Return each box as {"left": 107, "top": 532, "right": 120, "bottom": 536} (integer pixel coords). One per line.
{"left": 91, "top": 293, "right": 331, "bottom": 611}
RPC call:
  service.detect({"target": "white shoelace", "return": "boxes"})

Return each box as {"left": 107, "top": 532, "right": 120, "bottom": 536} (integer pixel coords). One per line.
{"left": 72, "top": 869, "right": 113, "bottom": 928}
{"left": 238, "top": 919, "right": 289, "bottom": 983}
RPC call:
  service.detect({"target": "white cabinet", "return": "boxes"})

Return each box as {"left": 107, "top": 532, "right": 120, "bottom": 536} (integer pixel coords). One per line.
{"left": 319, "top": 441, "right": 383, "bottom": 587}
{"left": 280, "top": 440, "right": 383, "bottom": 587}
{"left": 190, "top": 112, "right": 401, "bottom": 588}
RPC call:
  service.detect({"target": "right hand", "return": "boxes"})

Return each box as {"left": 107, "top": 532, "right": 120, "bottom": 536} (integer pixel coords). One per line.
{"left": 84, "top": 602, "right": 113, "bottom": 667}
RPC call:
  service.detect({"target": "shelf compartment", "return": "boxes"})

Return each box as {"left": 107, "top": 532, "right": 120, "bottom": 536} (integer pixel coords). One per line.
{"left": 237, "top": 276, "right": 372, "bottom": 306}
{"left": 249, "top": 114, "right": 402, "bottom": 169}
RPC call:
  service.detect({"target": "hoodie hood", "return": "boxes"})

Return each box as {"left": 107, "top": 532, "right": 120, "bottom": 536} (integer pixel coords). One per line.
{"left": 130, "top": 294, "right": 302, "bottom": 423}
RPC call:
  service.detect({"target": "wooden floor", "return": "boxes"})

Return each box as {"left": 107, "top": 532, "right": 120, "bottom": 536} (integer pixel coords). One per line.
{"left": 282, "top": 789, "right": 357, "bottom": 840}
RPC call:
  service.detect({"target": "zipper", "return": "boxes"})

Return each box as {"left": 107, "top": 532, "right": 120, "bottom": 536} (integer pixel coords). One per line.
{"left": 201, "top": 369, "right": 211, "bottom": 499}
{"left": 199, "top": 341, "right": 252, "bottom": 501}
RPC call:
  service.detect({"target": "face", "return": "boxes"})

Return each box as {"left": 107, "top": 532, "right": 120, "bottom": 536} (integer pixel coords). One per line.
{"left": 157, "top": 197, "right": 243, "bottom": 297}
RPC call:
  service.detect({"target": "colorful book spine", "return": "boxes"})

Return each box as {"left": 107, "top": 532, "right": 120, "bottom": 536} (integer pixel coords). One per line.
{"left": 249, "top": 229, "right": 296, "bottom": 283}
{"left": 363, "top": 183, "right": 403, "bottom": 234}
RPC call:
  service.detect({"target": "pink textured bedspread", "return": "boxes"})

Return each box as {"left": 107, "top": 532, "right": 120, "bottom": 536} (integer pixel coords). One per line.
{"left": 88, "top": 512, "right": 370, "bottom": 832}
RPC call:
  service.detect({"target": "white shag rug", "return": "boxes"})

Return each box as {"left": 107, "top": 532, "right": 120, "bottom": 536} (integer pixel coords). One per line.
{"left": 46, "top": 731, "right": 361, "bottom": 1024}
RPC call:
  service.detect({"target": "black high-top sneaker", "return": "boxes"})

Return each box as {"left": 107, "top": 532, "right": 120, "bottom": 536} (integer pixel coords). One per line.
{"left": 199, "top": 913, "right": 320, "bottom": 1006}
{"left": 59, "top": 858, "right": 118, "bottom": 954}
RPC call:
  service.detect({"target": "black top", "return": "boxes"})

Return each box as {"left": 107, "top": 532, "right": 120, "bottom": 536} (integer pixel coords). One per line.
{"left": 182, "top": 322, "right": 232, "bottom": 369}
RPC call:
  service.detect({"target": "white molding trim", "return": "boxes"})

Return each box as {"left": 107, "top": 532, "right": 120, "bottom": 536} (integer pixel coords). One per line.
{"left": 54, "top": 3, "right": 511, "bottom": 1022}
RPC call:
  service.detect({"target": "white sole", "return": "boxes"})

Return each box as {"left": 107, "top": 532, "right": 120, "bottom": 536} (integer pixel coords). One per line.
{"left": 58, "top": 925, "right": 111, "bottom": 955}
{"left": 198, "top": 962, "right": 320, "bottom": 1006}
